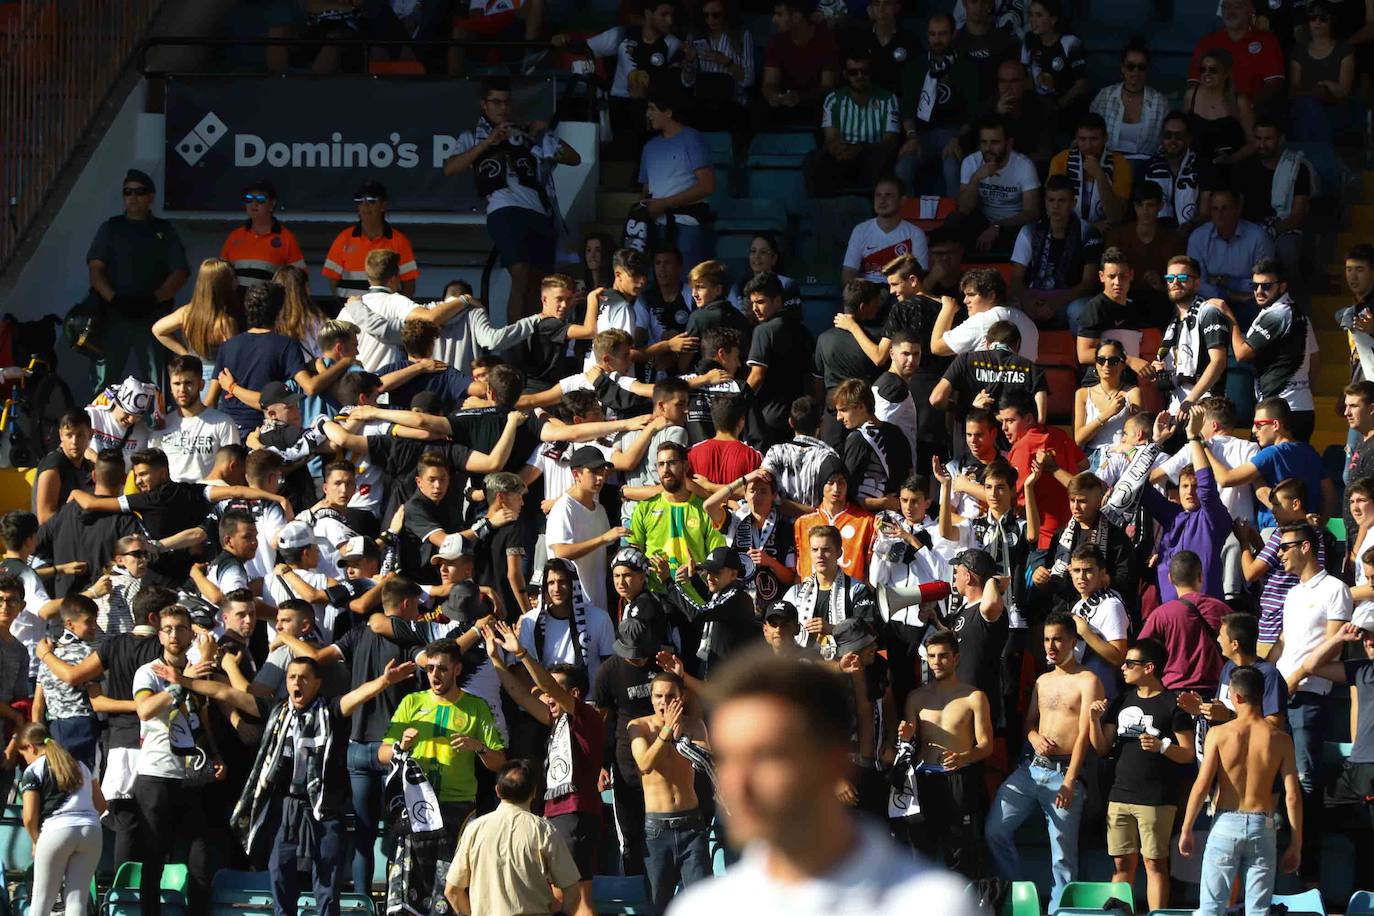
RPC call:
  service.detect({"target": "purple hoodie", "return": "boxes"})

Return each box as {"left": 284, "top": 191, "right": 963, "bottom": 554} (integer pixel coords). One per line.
{"left": 1140, "top": 465, "right": 1233, "bottom": 603}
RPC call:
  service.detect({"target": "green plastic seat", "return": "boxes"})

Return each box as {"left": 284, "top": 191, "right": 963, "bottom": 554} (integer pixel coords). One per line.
{"left": 1056, "top": 881, "right": 1134, "bottom": 913}
{"left": 104, "top": 860, "right": 190, "bottom": 911}
{"left": 1001, "top": 880, "right": 1041, "bottom": 916}
{"left": 1328, "top": 517, "right": 1347, "bottom": 541}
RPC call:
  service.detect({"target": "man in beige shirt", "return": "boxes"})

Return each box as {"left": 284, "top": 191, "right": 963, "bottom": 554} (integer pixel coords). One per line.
{"left": 445, "top": 759, "right": 592, "bottom": 916}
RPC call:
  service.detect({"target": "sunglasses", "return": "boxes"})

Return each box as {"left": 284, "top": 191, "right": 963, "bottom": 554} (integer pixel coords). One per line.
{"left": 122, "top": 187, "right": 151, "bottom": 197}
{"left": 1161, "top": 130, "right": 1185, "bottom": 139}
{"left": 1122, "top": 659, "right": 1151, "bottom": 668}
{"left": 1200, "top": 65, "right": 1222, "bottom": 74}
{"left": 1276, "top": 539, "right": 1308, "bottom": 553}
{"left": 120, "top": 550, "right": 149, "bottom": 559}
{"left": 353, "top": 195, "right": 383, "bottom": 204}
{"left": 1163, "top": 273, "right": 1192, "bottom": 283}
{"left": 1252, "top": 418, "right": 1280, "bottom": 428}
{"left": 1252, "top": 281, "right": 1279, "bottom": 291}
{"left": 243, "top": 193, "right": 270, "bottom": 203}
{"left": 1096, "top": 355, "right": 1124, "bottom": 367}
{"left": 1122, "top": 61, "right": 1147, "bottom": 72}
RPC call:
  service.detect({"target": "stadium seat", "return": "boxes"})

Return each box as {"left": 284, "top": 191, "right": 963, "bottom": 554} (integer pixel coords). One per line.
{"left": 593, "top": 874, "right": 653, "bottom": 914}
{"left": 899, "top": 195, "right": 957, "bottom": 232}
{"left": 0, "top": 805, "right": 30, "bottom": 877}
{"left": 702, "top": 132, "right": 734, "bottom": 167}
{"left": 1348, "top": 890, "right": 1374, "bottom": 916}
{"left": 103, "top": 861, "right": 189, "bottom": 914}
{"left": 367, "top": 60, "right": 426, "bottom": 75}
{"left": 212, "top": 869, "right": 271, "bottom": 898}
{"left": 714, "top": 198, "right": 787, "bottom": 235}
{"left": 748, "top": 132, "right": 817, "bottom": 158}
{"left": 1271, "top": 889, "right": 1324, "bottom": 915}
{"left": 1055, "top": 881, "right": 1134, "bottom": 913}
{"left": 1001, "top": 880, "right": 1041, "bottom": 916}
{"left": 1043, "top": 367, "right": 1078, "bottom": 423}
{"left": 744, "top": 160, "right": 809, "bottom": 217}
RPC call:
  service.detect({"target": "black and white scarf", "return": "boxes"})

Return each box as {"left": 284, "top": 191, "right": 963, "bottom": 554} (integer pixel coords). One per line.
{"left": 855, "top": 422, "right": 892, "bottom": 500}
{"left": 545, "top": 713, "right": 575, "bottom": 801}
{"left": 792, "top": 572, "right": 862, "bottom": 658}
{"left": 1145, "top": 148, "right": 1199, "bottom": 224}
{"left": 231, "top": 697, "right": 335, "bottom": 854}
{"left": 970, "top": 512, "right": 1026, "bottom": 627}
{"left": 1102, "top": 442, "right": 1160, "bottom": 528}
{"left": 532, "top": 559, "right": 591, "bottom": 670}
{"left": 673, "top": 737, "right": 727, "bottom": 814}
{"left": 915, "top": 53, "right": 953, "bottom": 123}
{"left": 1161, "top": 295, "right": 1209, "bottom": 382}
{"left": 1049, "top": 515, "right": 1111, "bottom": 578}
{"left": 1027, "top": 215, "right": 1085, "bottom": 290}
{"left": 384, "top": 749, "right": 450, "bottom": 916}
{"left": 1064, "top": 147, "right": 1116, "bottom": 223}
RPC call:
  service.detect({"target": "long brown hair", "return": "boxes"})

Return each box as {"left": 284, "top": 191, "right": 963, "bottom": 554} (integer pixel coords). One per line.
{"left": 273, "top": 265, "right": 326, "bottom": 344}
{"left": 182, "top": 258, "right": 242, "bottom": 360}
{"left": 17, "top": 722, "right": 82, "bottom": 793}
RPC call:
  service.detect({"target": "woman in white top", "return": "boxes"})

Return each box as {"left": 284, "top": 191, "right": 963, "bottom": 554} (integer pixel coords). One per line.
{"left": 18, "top": 722, "right": 106, "bottom": 916}
{"left": 1075, "top": 339, "right": 1142, "bottom": 473}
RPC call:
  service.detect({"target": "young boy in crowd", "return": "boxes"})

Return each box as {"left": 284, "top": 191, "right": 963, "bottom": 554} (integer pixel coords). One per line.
{"left": 1064, "top": 544, "right": 1130, "bottom": 699}
{"left": 33, "top": 594, "right": 102, "bottom": 768}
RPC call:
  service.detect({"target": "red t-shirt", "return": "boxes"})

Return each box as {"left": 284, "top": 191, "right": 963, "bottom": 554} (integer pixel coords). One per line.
{"left": 1006, "top": 425, "right": 1086, "bottom": 550}
{"left": 764, "top": 24, "right": 838, "bottom": 93}
{"left": 1188, "top": 29, "right": 1284, "bottom": 99}
{"left": 1138, "top": 593, "right": 1228, "bottom": 692}
{"left": 688, "top": 438, "right": 762, "bottom": 486}
{"left": 542, "top": 700, "right": 606, "bottom": 819}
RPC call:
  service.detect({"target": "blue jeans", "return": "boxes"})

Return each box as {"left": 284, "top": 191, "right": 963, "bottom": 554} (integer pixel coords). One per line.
{"left": 347, "top": 740, "right": 386, "bottom": 895}
{"left": 48, "top": 716, "right": 99, "bottom": 771}
{"left": 895, "top": 124, "right": 963, "bottom": 197}
{"left": 1287, "top": 691, "right": 1329, "bottom": 796}
{"left": 643, "top": 811, "right": 711, "bottom": 914}
{"left": 985, "top": 759, "right": 1083, "bottom": 912}
{"left": 1197, "top": 811, "right": 1277, "bottom": 916}
{"left": 270, "top": 799, "right": 347, "bottom": 916}
{"left": 671, "top": 223, "right": 710, "bottom": 274}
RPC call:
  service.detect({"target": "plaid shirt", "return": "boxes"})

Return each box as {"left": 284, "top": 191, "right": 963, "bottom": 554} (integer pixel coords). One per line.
{"left": 1089, "top": 83, "right": 1168, "bottom": 157}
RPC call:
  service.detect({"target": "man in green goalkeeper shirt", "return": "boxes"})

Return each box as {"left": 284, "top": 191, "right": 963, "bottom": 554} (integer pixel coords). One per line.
{"left": 629, "top": 441, "right": 725, "bottom": 606}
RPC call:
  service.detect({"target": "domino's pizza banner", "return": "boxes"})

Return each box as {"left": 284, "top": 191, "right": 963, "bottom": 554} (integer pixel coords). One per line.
{"left": 163, "top": 77, "right": 556, "bottom": 212}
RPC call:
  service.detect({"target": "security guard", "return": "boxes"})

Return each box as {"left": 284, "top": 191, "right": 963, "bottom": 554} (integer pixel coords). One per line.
{"left": 321, "top": 180, "right": 419, "bottom": 300}
{"left": 218, "top": 179, "right": 307, "bottom": 289}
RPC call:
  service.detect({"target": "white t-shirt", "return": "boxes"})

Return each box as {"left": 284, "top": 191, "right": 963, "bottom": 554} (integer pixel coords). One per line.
{"left": 241, "top": 500, "right": 287, "bottom": 582}
{"left": 266, "top": 565, "right": 337, "bottom": 630}
{"left": 345, "top": 290, "right": 424, "bottom": 373}
{"left": 1277, "top": 569, "right": 1352, "bottom": 695}
{"left": 527, "top": 441, "right": 614, "bottom": 509}
{"left": 132, "top": 660, "right": 202, "bottom": 779}
{"left": 450, "top": 128, "right": 561, "bottom": 215}
{"left": 1071, "top": 590, "right": 1129, "bottom": 661}
{"left": 959, "top": 150, "right": 1041, "bottom": 222}
{"left": 544, "top": 494, "right": 612, "bottom": 612}
{"left": 668, "top": 823, "right": 978, "bottom": 916}
{"left": 843, "top": 219, "right": 930, "bottom": 282}
{"left": 872, "top": 377, "right": 919, "bottom": 458}
{"left": 151, "top": 408, "right": 241, "bottom": 483}
{"left": 344, "top": 419, "right": 392, "bottom": 516}
{"left": 19, "top": 758, "right": 99, "bottom": 829}
{"left": 1157, "top": 435, "right": 1259, "bottom": 523}
{"left": 86, "top": 406, "right": 150, "bottom": 457}
{"left": 559, "top": 370, "right": 641, "bottom": 396}
{"left": 5, "top": 561, "right": 48, "bottom": 677}
{"left": 941, "top": 306, "right": 1039, "bottom": 361}
{"left": 516, "top": 604, "right": 618, "bottom": 684}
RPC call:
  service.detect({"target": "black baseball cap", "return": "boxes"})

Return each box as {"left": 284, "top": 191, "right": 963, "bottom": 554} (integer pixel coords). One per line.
{"left": 763, "top": 600, "right": 799, "bottom": 626}
{"left": 569, "top": 446, "right": 613, "bottom": 471}
{"left": 613, "top": 616, "right": 660, "bottom": 660}
{"left": 699, "top": 546, "right": 742, "bottom": 574}
{"left": 243, "top": 178, "right": 278, "bottom": 199}
{"left": 832, "top": 618, "right": 877, "bottom": 656}
{"left": 954, "top": 548, "right": 997, "bottom": 581}
{"left": 260, "top": 381, "right": 304, "bottom": 408}
{"left": 354, "top": 180, "right": 388, "bottom": 201}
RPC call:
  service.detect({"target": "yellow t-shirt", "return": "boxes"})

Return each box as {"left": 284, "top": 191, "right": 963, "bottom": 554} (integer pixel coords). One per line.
{"left": 385, "top": 690, "right": 506, "bottom": 803}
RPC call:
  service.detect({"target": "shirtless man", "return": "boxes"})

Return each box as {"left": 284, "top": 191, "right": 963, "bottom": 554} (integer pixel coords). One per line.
{"left": 629, "top": 673, "right": 712, "bottom": 914}
{"left": 985, "top": 611, "right": 1103, "bottom": 913}
{"left": 1180, "top": 665, "right": 1303, "bottom": 916}
{"left": 897, "top": 630, "right": 992, "bottom": 877}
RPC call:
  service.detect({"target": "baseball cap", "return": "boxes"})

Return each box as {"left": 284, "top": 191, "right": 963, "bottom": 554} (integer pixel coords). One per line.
{"left": 611, "top": 546, "right": 648, "bottom": 572}
{"left": 124, "top": 168, "right": 155, "bottom": 194}
{"left": 954, "top": 548, "right": 997, "bottom": 581}
{"left": 243, "top": 178, "right": 278, "bottom": 199}
{"left": 354, "top": 180, "right": 388, "bottom": 201}
{"left": 763, "top": 600, "right": 799, "bottom": 626}
{"left": 699, "top": 546, "right": 742, "bottom": 574}
{"left": 832, "top": 618, "right": 877, "bottom": 657}
{"left": 613, "top": 616, "right": 661, "bottom": 660}
{"left": 431, "top": 532, "right": 473, "bottom": 564}
{"left": 569, "top": 446, "right": 613, "bottom": 471}
{"left": 261, "top": 381, "right": 304, "bottom": 409}
{"left": 339, "top": 536, "right": 379, "bottom": 565}
{"left": 276, "top": 521, "right": 320, "bottom": 551}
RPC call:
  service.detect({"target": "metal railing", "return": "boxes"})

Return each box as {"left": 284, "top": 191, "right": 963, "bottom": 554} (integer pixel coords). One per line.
{"left": 0, "top": 0, "right": 165, "bottom": 274}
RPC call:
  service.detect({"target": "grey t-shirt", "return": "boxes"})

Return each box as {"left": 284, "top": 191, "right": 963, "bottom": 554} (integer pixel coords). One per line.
{"left": 1348, "top": 659, "right": 1374, "bottom": 764}
{"left": 614, "top": 424, "right": 690, "bottom": 525}
{"left": 253, "top": 640, "right": 351, "bottom": 700}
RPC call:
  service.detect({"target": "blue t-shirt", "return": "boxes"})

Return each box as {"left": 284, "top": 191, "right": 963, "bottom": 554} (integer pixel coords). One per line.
{"left": 1348, "top": 658, "right": 1374, "bottom": 764}
{"left": 639, "top": 128, "right": 711, "bottom": 213}
{"left": 376, "top": 360, "right": 472, "bottom": 414}
{"left": 213, "top": 331, "right": 309, "bottom": 433}
{"left": 1252, "top": 441, "right": 1325, "bottom": 529}
{"left": 1217, "top": 658, "right": 1288, "bottom": 718}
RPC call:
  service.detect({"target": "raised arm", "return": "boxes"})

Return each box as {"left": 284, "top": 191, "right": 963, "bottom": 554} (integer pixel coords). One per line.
{"left": 340, "top": 659, "right": 417, "bottom": 718}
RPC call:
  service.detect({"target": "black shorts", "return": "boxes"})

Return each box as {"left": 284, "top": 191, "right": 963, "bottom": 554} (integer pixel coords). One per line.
{"left": 549, "top": 810, "right": 600, "bottom": 880}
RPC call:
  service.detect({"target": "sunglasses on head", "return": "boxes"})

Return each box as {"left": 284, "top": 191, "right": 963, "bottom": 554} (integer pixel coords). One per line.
{"left": 122, "top": 187, "right": 151, "bottom": 197}
{"left": 243, "top": 193, "right": 269, "bottom": 203}
{"left": 353, "top": 195, "right": 382, "bottom": 204}
{"left": 1164, "top": 273, "right": 1192, "bottom": 283}
{"left": 1096, "top": 355, "right": 1124, "bottom": 367}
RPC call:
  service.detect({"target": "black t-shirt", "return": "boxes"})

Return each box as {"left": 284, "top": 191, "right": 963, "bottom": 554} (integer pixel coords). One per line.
{"left": 871, "top": 28, "right": 922, "bottom": 93}
{"left": 33, "top": 450, "right": 92, "bottom": 513}
{"left": 365, "top": 435, "right": 474, "bottom": 521}
{"left": 95, "top": 633, "right": 163, "bottom": 748}
{"left": 746, "top": 314, "right": 814, "bottom": 430}
{"left": 448, "top": 407, "right": 548, "bottom": 475}
{"left": 886, "top": 294, "right": 956, "bottom": 379}
{"left": 334, "top": 624, "right": 424, "bottom": 743}
{"left": 126, "top": 481, "right": 212, "bottom": 580}
{"left": 1347, "top": 435, "right": 1374, "bottom": 540}
{"left": 813, "top": 323, "right": 885, "bottom": 392}
{"left": 514, "top": 317, "right": 577, "bottom": 392}
{"left": 683, "top": 300, "right": 753, "bottom": 354}
{"left": 955, "top": 26, "right": 1018, "bottom": 95}
{"left": 1234, "top": 158, "right": 1311, "bottom": 224}
{"left": 842, "top": 420, "right": 913, "bottom": 500}
{"left": 476, "top": 519, "right": 534, "bottom": 620}
{"left": 1077, "top": 294, "right": 1150, "bottom": 340}
{"left": 590, "top": 655, "right": 658, "bottom": 781}
{"left": 685, "top": 359, "right": 751, "bottom": 444}
{"left": 942, "top": 348, "right": 1046, "bottom": 422}
{"left": 949, "top": 603, "right": 1009, "bottom": 728}
{"left": 1105, "top": 687, "right": 1192, "bottom": 805}
{"left": 402, "top": 492, "right": 462, "bottom": 582}
{"left": 36, "top": 503, "right": 140, "bottom": 598}
{"left": 258, "top": 424, "right": 320, "bottom": 511}
{"left": 1243, "top": 299, "right": 1309, "bottom": 401}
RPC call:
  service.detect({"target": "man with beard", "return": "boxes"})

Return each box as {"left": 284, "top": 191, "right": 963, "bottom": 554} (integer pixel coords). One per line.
{"left": 1141, "top": 113, "right": 1209, "bottom": 233}
{"left": 894, "top": 629, "right": 992, "bottom": 878}
{"left": 842, "top": 178, "right": 929, "bottom": 284}
{"left": 782, "top": 525, "right": 879, "bottom": 661}
{"left": 1152, "top": 255, "right": 1231, "bottom": 417}
{"left": 953, "top": 115, "right": 1041, "bottom": 257}
{"left": 629, "top": 442, "right": 726, "bottom": 604}
{"left": 1048, "top": 114, "right": 1131, "bottom": 233}
{"left": 897, "top": 13, "right": 979, "bottom": 198}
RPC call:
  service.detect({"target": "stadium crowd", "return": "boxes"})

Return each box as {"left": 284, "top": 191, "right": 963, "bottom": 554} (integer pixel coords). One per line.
{"left": 9, "top": 0, "right": 1374, "bottom": 914}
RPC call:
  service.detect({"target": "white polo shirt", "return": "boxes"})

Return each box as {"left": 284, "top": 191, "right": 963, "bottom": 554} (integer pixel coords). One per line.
{"left": 1277, "top": 568, "right": 1352, "bottom": 695}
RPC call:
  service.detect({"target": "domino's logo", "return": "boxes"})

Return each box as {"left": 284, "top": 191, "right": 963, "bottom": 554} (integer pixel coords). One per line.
{"left": 176, "top": 111, "right": 229, "bottom": 166}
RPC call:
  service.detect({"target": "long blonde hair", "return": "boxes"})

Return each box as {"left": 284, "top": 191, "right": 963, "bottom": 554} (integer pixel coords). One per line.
{"left": 273, "top": 265, "right": 325, "bottom": 344}
{"left": 18, "top": 722, "right": 82, "bottom": 793}
{"left": 182, "top": 258, "right": 242, "bottom": 360}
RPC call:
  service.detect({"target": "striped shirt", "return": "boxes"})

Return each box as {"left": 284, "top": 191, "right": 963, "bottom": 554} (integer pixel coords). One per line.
{"left": 689, "top": 31, "right": 755, "bottom": 103}
{"left": 1256, "top": 527, "right": 1327, "bottom": 643}
{"left": 821, "top": 86, "right": 899, "bottom": 145}
{"left": 762, "top": 434, "right": 839, "bottom": 508}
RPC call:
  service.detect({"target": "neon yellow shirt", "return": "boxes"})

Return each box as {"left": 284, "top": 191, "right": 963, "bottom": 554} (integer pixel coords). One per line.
{"left": 629, "top": 494, "right": 725, "bottom": 602}
{"left": 384, "top": 690, "right": 506, "bottom": 803}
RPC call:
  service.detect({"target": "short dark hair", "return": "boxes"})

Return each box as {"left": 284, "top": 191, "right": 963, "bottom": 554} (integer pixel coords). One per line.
{"left": 742, "top": 272, "right": 784, "bottom": 301}
{"left": 424, "top": 638, "right": 464, "bottom": 668}
{"left": 0, "top": 573, "right": 24, "bottom": 599}
{"left": 336, "top": 371, "right": 382, "bottom": 408}
{"left": 1347, "top": 243, "right": 1374, "bottom": 266}
{"left": 984, "top": 319, "right": 1020, "bottom": 348}
{"left": 1100, "top": 246, "right": 1131, "bottom": 270}
{"left": 790, "top": 396, "right": 822, "bottom": 434}
{"left": 1252, "top": 257, "right": 1284, "bottom": 281}
{"left": 702, "top": 326, "right": 742, "bottom": 360}
{"left": 549, "top": 662, "right": 589, "bottom": 695}
{"left": 1131, "top": 637, "right": 1167, "bottom": 674}
{"left": 652, "top": 376, "right": 690, "bottom": 405}
{"left": 1120, "top": 36, "right": 1149, "bottom": 62}
{"left": 841, "top": 279, "right": 882, "bottom": 315}
{"left": 925, "top": 629, "right": 959, "bottom": 654}
{"left": 998, "top": 388, "right": 1036, "bottom": 418}
{"left": 168, "top": 354, "right": 204, "bottom": 378}
{"left": 286, "top": 656, "right": 321, "bottom": 678}
{"left": 1068, "top": 542, "right": 1104, "bottom": 567}
{"left": 132, "top": 585, "right": 179, "bottom": 627}
{"left": 58, "top": 409, "right": 91, "bottom": 432}
{"left": 496, "top": 758, "right": 536, "bottom": 803}
{"left": 710, "top": 395, "right": 748, "bottom": 433}
{"left": 959, "top": 268, "right": 1006, "bottom": 303}
{"left": 1167, "top": 550, "right": 1202, "bottom": 587}
{"left": 59, "top": 594, "right": 97, "bottom": 623}
{"left": 1044, "top": 611, "right": 1078, "bottom": 638}
{"left": 479, "top": 75, "right": 511, "bottom": 98}
{"left": 486, "top": 364, "right": 525, "bottom": 407}
{"left": 129, "top": 448, "right": 168, "bottom": 471}
{"left": 1221, "top": 612, "right": 1258, "bottom": 654}
{"left": 613, "top": 248, "right": 650, "bottom": 279}
{"left": 1229, "top": 664, "right": 1265, "bottom": 705}
{"left": 0, "top": 511, "right": 37, "bottom": 551}
{"left": 705, "top": 645, "right": 853, "bottom": 747}
{"left": 244, "top": 282, "right": 286, "bottom": 329}
{"left": 217, "top": 508, "right": 255, "bottom": 543}
{"left": 1044, "top": 174, "right": 1076, "bottom": 196}
{"left": 1077, "top": 112, "right": 1108, "bottom": 135}
{"left": 1255, "top": 396, "right": 1293, "bottom": 429}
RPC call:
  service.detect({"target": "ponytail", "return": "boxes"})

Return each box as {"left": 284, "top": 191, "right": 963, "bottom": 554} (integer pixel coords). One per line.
{"left": 17, "top": 723, "right": 82, "bottom": 794}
